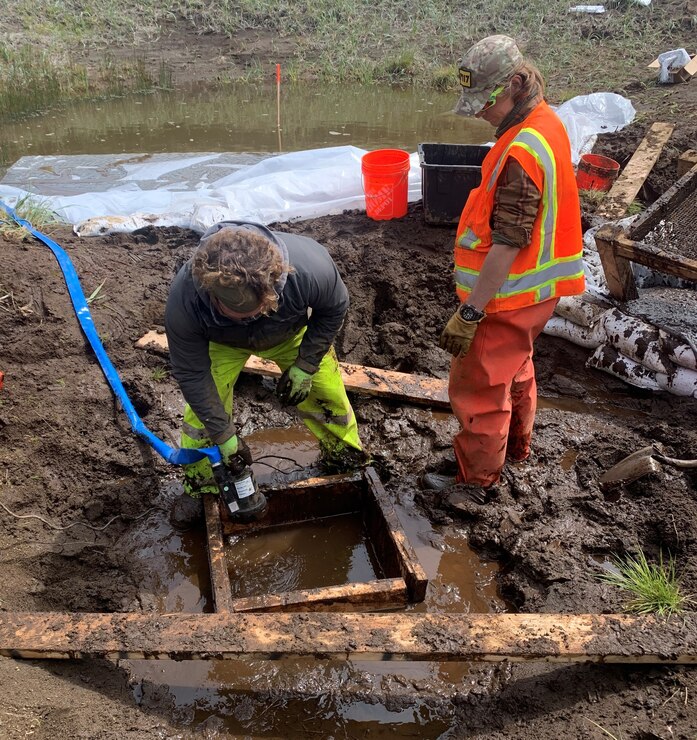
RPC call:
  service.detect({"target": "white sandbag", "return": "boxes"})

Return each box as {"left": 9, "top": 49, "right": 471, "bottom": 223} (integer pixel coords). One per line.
{"left": 544, "top": 316, "right": 607, "bottom": 348}
{"left": 74, "top": 213, "right": 192, "bottom": 236}
{"left": 586, "top": 344, "right": 661, "bottom": 391}
{"left": 602, "top": 309, "right": 675, "bottom": 375}
{"left": 554, "top": 295, "right": 611, "bottom": 327}
{"left": 659, "top": 329, "right": 697, "bottom": 371}
{"left": 655, "top": 366, "right": 697, "bottom": 398}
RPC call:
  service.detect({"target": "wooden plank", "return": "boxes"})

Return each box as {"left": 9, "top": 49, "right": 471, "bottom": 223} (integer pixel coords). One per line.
{"left": 2, "top": 612, "right": 697, "bottom": 663}
{"left": 266, "top": 471, "right": 363, "bottom": 491}
{"left": 135, "top": 331, "right": 449, "bottom": 409}
{"left": 203, "top": 494, "right": 234, "bottom": 614}
{"left": 363, "top": 468, "right": 429, "bottom": 602}
{"left": 595, "top": 225, "right": 639, "bottom": 301}
{"left": 230, "top": 579, "right": 408, "bottom": 613}
{"left": 597, "top": 122, "right": 674, "bottom": 221}
{"left": 613, "top": 234, "right": 697, "bottom": 281}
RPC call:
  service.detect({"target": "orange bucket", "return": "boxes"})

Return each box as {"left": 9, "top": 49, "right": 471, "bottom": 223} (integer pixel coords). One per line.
{"left": 576, "top": 153, "right": 620, "bottom": 192}
{"left": 361, "top": 149, "right": 410, "bottom": 220}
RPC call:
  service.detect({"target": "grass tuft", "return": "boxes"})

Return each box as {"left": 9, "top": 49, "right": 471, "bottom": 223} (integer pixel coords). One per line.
{"left": 150, "top": 366, "right": 170, "bottom": 382}
{"left": 0, "top": 194, "right": 63, "bottom": 237}
{"left": 599, "top": 550, "right": 691, "bottom": 617}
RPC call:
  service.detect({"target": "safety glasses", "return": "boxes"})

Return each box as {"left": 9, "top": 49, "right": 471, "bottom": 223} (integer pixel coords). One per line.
{"left": 478, "top": 85, "right": 506, "bottom": 114}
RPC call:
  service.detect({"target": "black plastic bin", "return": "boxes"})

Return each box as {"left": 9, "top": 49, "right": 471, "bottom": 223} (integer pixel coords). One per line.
{"left": 418, "top": 143, "right": 491, "bottom": 226}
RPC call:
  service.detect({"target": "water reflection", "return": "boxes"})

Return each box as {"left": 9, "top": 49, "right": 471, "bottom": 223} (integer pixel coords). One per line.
{"left": 0, "top": 82, "right": 491, "bottom": 169}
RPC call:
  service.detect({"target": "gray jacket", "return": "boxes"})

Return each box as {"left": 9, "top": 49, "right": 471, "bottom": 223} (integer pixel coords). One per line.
{"left": 164, "top": 221, "right": 349, "bottom": 443}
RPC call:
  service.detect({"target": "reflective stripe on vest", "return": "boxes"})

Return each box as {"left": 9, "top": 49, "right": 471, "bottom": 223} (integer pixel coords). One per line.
{"left": 454, "top": 255, "right": 585, "bottom": 301}
{"left": 456, "top": 126, "right": 584, "bottom": 301}
{"left": 488, "top": 129, "right": 556, "bottom": 267}
{"left": 458, "top": 227, "right": 480, "bottom": 249}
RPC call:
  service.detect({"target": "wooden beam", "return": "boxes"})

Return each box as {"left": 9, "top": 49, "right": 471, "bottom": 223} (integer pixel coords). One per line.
{"left": 2, "top": 612, "right": 696, "bottom": 663}
{"left": 245, "top": 356, "right": 450, "bottom": 408}
{"left": 595, "top": 224, "right": 639, "bottom": 301}
{"left": 230, "top": 579, "right": 408, "bottom": 613}
{"left": 597, "top": 122, "right": 674, "bottom": 221}
{"left": 135, "top": 331, "right": 449, "bottom": 409}
{"left": 203, "top": 494, "right": 234, "bottom": 614}
{"left": 613, "top": 234, "right": 697, "bottom": 282}
{"left": 363, "top": 468, "right": 429, "bottom": 602}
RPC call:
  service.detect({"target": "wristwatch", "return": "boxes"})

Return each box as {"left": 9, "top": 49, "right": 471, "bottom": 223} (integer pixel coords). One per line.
{"left": 458, "top": 303, "right": 486, "bottom": 322}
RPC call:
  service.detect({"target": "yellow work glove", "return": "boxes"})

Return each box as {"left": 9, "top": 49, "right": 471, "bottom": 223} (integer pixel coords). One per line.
{"left": 276, "top": 364, "right": 314, "bottom": 406}
{"left": 439, "top": 304, "right": 486, "bottom": 358}
{"left": 218, "top": 434, "right": 253, "bottom": 468}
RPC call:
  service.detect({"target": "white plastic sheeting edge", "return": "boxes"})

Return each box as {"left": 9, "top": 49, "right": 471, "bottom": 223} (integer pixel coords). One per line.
{"left": 0, "top": 146, "right": 424, "bottom": 235}
{"left": 0, "top": 93, "right": 635, "bottom": 233}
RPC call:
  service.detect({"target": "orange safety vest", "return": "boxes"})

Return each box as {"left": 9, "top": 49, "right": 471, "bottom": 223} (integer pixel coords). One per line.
{"left": 454, "top": 101, "right": 585, "bottom": 313}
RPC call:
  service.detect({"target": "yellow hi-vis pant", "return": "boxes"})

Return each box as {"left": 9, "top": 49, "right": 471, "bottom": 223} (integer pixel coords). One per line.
{"left": 180, "top": 328, "right": 363, "bottom": 495}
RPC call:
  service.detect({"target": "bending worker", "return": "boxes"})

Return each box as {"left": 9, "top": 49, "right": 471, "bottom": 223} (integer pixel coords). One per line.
{"left": 423, "top": 35, "right": 585, "bottom": 497}
{"left": 165, "top": 221, "right": 365, "bottom": 523}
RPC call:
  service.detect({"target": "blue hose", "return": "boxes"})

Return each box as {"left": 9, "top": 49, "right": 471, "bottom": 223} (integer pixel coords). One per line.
{"left": 0, "top": 200, "right": 221, "bottom": 466}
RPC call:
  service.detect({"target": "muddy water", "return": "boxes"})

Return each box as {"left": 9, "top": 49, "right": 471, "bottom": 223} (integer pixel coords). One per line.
{"left": 121, "top": 424, "right": 503, "bottom": 736}
{"left": 0, "top": 82, "right": 491, "bottom": 170}
{"left": 227, "top": 514, "right": 383, "bottom": 598}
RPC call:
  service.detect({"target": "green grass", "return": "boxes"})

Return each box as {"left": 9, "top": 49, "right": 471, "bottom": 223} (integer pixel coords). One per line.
{"left": 625, "top": 199, "right": 645, "bottom": 216}
{"left": 150, "top": 366, "right": 170, "bottom": 382}
{"left": 599, "top": 550, "right": 691, "bottom": 617}
{"left": 1, "top": 0, "right": 689, "bottom": 104}
{"left": 86, "top": 280, "right": 107, "bottom": 305}
{"left": 0, "top": 194, "right": 63, "bottom": 237}
{"left": 0, "top": 41, "right": 170, "bottom": 121}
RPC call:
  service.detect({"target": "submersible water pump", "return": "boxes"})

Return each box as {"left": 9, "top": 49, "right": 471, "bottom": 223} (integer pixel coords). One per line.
{"left": 211, "top": 455, "right": 268, "bottom": 522}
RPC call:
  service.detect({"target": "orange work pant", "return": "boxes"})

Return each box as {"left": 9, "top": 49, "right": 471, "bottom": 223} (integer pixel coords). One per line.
{"left": 448, "top": 299, "right": 558, "bottom": 487}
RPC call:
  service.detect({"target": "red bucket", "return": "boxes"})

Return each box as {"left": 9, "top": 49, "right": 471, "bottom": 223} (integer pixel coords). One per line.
{"left": 576, "top": 153, "right": 620, "bottom": 192}
{"left": 361, "top": 149, "right": 410, "bottom": 220}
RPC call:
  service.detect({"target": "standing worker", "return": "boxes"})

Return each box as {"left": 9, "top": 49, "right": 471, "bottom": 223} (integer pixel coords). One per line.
{"left": 165, "top": 221, "right": 365, "bottom": 525}
{"left": 422, "top": 35, "right": 585, "bottom": 498}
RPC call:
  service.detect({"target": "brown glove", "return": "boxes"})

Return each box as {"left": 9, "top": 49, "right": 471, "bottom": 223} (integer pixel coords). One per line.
{"left": 439, "top": 306, "right": 485, "bottom": 357}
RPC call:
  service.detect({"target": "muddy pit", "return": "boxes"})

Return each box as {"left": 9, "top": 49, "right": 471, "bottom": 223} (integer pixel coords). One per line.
{"left": 1, "top": 205, "right": 697, "bottom": 738}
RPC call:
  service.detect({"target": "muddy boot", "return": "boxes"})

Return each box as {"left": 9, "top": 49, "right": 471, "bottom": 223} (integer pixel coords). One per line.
{"left": 421, "top": 472, "right": 457, "bottom": 491}
{"left": 170, "top": 493, "right": 204, "bottom": 530}
{"left": 447, "top": 485, "right": 497, "bottom": 512}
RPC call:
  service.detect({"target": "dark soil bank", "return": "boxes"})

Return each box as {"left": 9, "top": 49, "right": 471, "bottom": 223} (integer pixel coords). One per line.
{"left": 1, "top": 203, "right": 696, "bottom": 738}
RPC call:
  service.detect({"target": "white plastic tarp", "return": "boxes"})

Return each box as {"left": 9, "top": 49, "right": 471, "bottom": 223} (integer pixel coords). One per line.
{"left": 555, "top": 92, "right": 635, "bottom": 164}
{"left": 0, "top": 93, "right": 635, "bottom": 234}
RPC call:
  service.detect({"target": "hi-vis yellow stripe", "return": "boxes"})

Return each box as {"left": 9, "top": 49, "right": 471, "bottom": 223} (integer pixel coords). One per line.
{"left": 456, "top": 127, "right": 583, "bottom": 300}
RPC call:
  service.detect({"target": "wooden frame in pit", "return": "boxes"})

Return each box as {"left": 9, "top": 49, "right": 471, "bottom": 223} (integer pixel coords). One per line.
{"left": 203, "top": 467, "right": 428, "bottom": 614}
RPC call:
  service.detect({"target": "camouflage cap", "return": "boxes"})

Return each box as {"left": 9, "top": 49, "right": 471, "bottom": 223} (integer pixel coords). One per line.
{"left": 454, "top": 35, "right": 524, "bottom": 117}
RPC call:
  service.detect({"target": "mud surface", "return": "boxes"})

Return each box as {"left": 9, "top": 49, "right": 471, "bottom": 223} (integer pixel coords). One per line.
{"left": 3, "top": 12, "right": 697, "bottom": 732}
{"left": 1, "top": 191, "right": 697, "bottom": 737}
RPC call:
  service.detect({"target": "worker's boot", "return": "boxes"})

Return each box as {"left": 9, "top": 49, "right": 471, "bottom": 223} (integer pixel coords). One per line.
{"left": 421, "top": 472, "right": 457, "bottom": 491}
{"left": 422, "top": 473, "right": 495, "bottom": 506}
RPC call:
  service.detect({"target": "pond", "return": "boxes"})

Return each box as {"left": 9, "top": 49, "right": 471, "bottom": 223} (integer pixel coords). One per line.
{"left": 0, "top": 82, "right": 492, "bottom": 172}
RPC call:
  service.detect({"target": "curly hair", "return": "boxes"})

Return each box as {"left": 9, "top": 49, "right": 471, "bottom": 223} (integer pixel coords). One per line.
{"left": 192, "top": 228, "right": 289, "bottom": 314}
